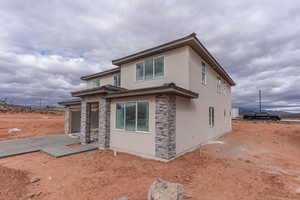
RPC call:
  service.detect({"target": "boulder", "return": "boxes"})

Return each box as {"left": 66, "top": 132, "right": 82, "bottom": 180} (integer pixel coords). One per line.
{"left": 148, "top": 178, "right": 184, "bottom": 200}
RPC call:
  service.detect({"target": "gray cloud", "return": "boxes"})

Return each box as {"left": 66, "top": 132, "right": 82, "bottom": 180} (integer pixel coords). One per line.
{"left": 0, "top": 0, "right": 300, "bottom": 112}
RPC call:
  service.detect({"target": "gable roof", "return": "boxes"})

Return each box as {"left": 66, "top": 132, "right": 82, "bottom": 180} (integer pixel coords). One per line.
{"left": 80, "top": 67, "right": 120, "bottom": 80}
{"left": 112, "top": 33, "right": 235, "bottom": 86}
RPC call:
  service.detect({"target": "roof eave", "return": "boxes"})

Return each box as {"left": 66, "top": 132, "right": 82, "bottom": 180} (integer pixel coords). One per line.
{"left": 112, "top": 34, "right": 235, "bottom": 86}
{"left": 105, "top": 84, "right": 199, "bottom": 99}
{"left": 58, "top": 99, "right": 81, "bottom": 106}
{"left": 80, "top": 68, "right": 120, "bottom": 81}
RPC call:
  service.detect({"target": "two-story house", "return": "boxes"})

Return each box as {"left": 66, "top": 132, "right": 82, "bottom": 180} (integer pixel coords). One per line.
{"left": 59, "top": 33, "right": 235, "bottom": 161}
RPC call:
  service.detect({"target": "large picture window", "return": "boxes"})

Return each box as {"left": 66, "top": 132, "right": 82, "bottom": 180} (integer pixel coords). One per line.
{"left": 136, "top": 56, "right": 164, "bottom": 80}
{"left": 116, "top": 101, "right": 149, "bottom": 132}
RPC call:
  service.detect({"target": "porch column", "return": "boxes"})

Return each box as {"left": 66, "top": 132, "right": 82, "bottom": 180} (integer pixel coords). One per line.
{"left": 155, "top": 94, "right": 176, "bottom": 160}
{"left": 98, "top": 97, "right": 111, "bottom": 149}
{"left": 64, "top": 106, "right": 71, "bottom": 135}
{"left": 80, "top": 99, "right": 91, "bottom": 144}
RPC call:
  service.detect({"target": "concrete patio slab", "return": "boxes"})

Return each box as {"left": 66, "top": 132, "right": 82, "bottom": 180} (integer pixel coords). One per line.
{"left": 0, "top": 134, "right": 97, "bottom": 159}
{"left": 41, "top": 144, "right": 98, "bottom": 158}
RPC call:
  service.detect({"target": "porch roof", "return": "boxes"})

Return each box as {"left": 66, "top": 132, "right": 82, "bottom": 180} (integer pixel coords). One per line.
{"left": 58, "top": 98, "right": 81, "bottom": 106}
{"left": 105, "top": 83, "right": 199, "bottom": 99}
{"left": 71, "top": 85, "right": 127, "bottom": 97}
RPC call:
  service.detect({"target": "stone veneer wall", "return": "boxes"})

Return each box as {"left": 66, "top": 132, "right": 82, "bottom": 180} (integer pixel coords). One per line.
{"left": 80, "top": 100, "right": 91, "bottom": 144}
{"left": 155, "top": 94, "right": 176, "bottom": 160}
{"left": 98, "top": 98, "right": 111, "bottom": 149}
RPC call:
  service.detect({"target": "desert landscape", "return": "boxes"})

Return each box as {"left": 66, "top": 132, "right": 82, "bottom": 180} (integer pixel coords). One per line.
{"left": 0, "top": 113, "right": 299, "bottom": 200}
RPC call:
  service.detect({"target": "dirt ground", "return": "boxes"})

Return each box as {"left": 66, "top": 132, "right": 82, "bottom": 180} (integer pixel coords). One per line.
{"left": 0, "top": 113, "right": 64, "bottom": 141}
{"left": 1, "top": 114, "right": 300, "bottom": 200}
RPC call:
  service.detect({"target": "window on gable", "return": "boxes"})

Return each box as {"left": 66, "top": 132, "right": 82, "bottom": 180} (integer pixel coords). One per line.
{"left": 223, "top": 81, "right": 226, "bottom": 95}
{"left": 113, "top": 74, "right": 121, "bottom": 87}
{"left": 201, "top": 62, "right": 207, "bottom": 85}
{"left": 91, "top": 79, "right": 100, "bottom": 88}
{"left": 217, "top": 77, "right": 221, "bottom": 93}
{"left": 136, "top": 56, "right": 164, "bottom": 80}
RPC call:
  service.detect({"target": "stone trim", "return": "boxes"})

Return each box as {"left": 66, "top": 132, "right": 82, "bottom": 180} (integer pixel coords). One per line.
{"left": 80, "top": 100, "right": 91, "bottom": 144}
{"left": 98, "top": 98, "right": 111, "bottom": 149}
{"left": 155, "top": 95, "right": 176, "bottom": 160}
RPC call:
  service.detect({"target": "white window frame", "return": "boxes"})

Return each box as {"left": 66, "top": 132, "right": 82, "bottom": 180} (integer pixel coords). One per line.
{"left": 217, "top": 77, "right": 221, "bottom": 94}
{"left": 91, "top": 79, "right": 100, "bottom": 88}
{"left": 201, "top": 61, "right": 207, "bottom": 85}
{"left": 115, "top": 101, "right": 150, "bottom": 133}
{"left": 113, "top": 74, "right": 121, "bottom": 87}
{"left": 136, "top": 56, "right": 165, "bottom": 81}
{"left": 209, "top": 106, "right": 215, "bottom": 128}
{"left": 223, "top": 81, "right": 226, "bottom": 95}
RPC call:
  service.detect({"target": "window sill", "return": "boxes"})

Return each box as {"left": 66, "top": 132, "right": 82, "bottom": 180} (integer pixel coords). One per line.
{"left": 135, "top": 75, "right": 165, "bottom": 83}
{"left": 112, "top": 128, "right": 151, "bottom": 135}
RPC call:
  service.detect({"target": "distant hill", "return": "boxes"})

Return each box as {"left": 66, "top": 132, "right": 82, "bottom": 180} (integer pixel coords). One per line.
{"left": 282, "top": 113, "right": 300, "bottom": 119}
{"left": 0, "top": 103, "right": 63, "bottom": 113}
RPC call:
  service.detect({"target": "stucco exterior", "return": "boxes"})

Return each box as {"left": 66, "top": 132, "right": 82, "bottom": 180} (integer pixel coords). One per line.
{"left": 61, "top": 33, "right": 235, "bottom": 161}
{"left": 110, "top": 95, "right": 156, "bottom": 158}
{"left": 175, "top": 47, "right": 231, "bottom": 155}
{"left": 120, "top": 46, "right": 190, "bottom": 90}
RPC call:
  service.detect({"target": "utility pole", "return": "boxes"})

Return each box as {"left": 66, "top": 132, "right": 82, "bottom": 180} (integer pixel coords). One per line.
{"left": 259, "top": 90, "right": 262, "bottom": 113}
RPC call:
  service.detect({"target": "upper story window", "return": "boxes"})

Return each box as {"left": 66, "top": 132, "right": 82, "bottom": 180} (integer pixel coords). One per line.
{"left": 223, "top": 81, "right": 227, "bottom": 95}
{"left": 216, "top": 77, "right": 221, "bottom": 93}
{"left": 136, "top": 56, "right": 164, "bottom": 81}
{"left": 201, "top": 62, "right": 207, "bottom": 85}
{"left": 91, "top": 79, "right": 100, "bottom": 88}
{"left": 113, "top": 74, "right": 121, "bottom": 87}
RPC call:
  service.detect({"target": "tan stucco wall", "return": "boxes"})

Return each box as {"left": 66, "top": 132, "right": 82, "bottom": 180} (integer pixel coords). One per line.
{"left": 120, "top": 46, "right": 190, "bottom": 90}
{"left": 86, "top": 72, "right": 120, "bottom": 88}
{"left": 176, "top": 47, "right": 232, "bottom": 154}
{"left": 110, "top": 95, "right": 156, "bottom": 157}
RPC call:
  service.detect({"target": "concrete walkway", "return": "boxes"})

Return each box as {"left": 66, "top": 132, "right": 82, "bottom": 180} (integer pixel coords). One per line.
{"left": 0, "top": 134, "right": 98, "bottom": 158}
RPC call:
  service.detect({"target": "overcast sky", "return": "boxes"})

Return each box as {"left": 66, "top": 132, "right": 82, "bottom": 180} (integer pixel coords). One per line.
{"left": 0, "top": 1, "right": 300, "bottom": 112}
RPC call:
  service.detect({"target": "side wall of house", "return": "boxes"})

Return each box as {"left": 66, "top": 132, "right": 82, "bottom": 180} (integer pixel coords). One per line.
{"left": 109, "top": 95, "right": 157, "bottom": 158}
{"left": 120, "top": 46, "right": 190, "bottom": 90}
{"left": 176, "top": 47, "right": 232, "bottom": 155}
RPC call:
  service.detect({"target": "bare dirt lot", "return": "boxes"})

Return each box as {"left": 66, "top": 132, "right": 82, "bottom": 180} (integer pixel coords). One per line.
{"left": 0, "top": 113, "right": 300, "bottom": 200}
{"left": 0, "top": 113, "right": 64, "bottom": 141}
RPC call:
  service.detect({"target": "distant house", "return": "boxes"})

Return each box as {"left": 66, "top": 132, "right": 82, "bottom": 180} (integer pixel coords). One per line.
{"left": 59, "top": 33, "right": 235, "bottom": 161}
